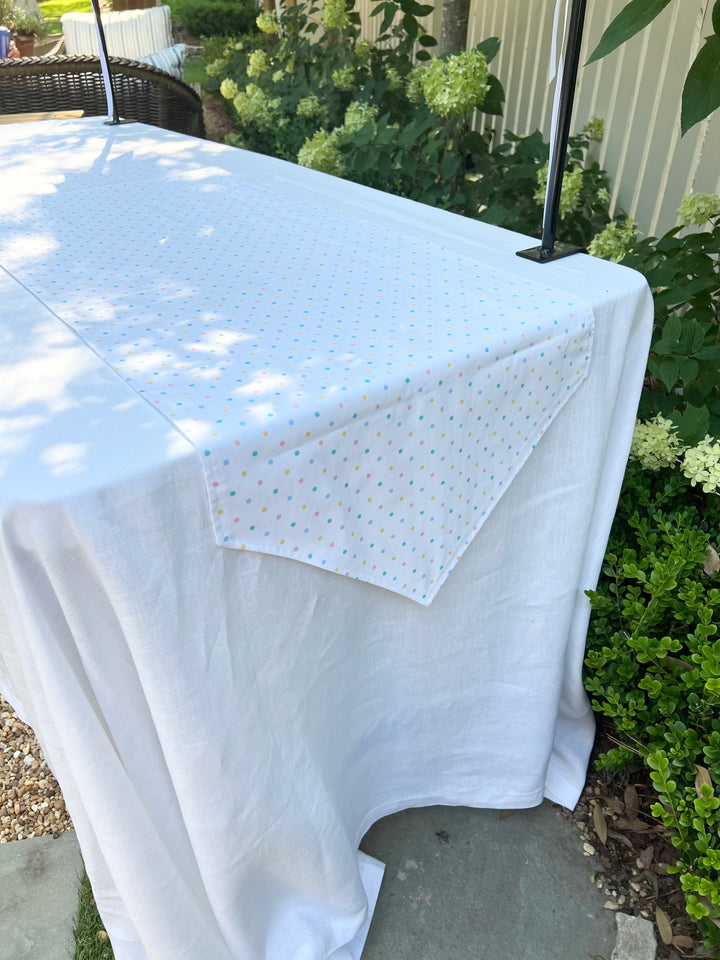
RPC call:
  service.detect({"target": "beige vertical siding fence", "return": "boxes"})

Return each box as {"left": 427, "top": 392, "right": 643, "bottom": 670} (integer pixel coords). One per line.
{"left": 356, "top": 0, "right": 720, "bottom": 239}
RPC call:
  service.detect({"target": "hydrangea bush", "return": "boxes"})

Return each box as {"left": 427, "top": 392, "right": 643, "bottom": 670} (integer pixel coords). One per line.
{"left": 206, "top": 0, "right": 507, "bottom": 215}
{"left": 589, "top": 193, "right": 720, "bottom": 446}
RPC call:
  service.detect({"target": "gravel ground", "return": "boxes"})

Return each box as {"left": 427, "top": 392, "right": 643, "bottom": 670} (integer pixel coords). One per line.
{"left": 0, "top": 694, "right": 73, "bottom": 843}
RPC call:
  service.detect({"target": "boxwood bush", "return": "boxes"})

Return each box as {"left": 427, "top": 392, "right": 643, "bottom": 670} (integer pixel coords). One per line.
{"left": 171, "top": 0, "right": 258, "bottom": 38}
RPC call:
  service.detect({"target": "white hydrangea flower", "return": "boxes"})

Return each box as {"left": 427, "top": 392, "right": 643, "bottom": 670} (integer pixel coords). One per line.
{"left": 354, "top": 39, "right": 373, "bottom": 60}
{"left": 205, "top": 58, "right": 227, "bottom": 77}
{"left": 418, "top": 49, "right": 489, "bottom": 118}
{"left": 341, "top": 101, "right": 378, "bottom": 135}
{"left": 682, "top": 436, "right": 720, "bottom": 494}
{"left": 385, "top": 66, "right": 403, "bottom": 91}
{"left": 630, "top": 415, "right": 685, "bottom": 471}
{"left": 588, "top": 218, "right": 638, "bottom": 263}
{"left": 322, "top": 0, "right": 350, "bottom": 30}
{"left": 220, "top": 78, "right": 239, "bottom": 101}
{"left": 298, "top": 129, "right": 345, "bottom": 177}
{"left": 256, "top": 11, "right": 280, "bottom": 34}
{"left": 677, "top": 193, "right": 720, "bottom": 227}
{"left": 297, "top": 93, "right": 325, "bottom": 120}
{"left": 247, "top": 49, "right": 270, "bottom": 77}
{"left": 405, "top": 65, "right": 424, "bottom": 104}
{"left": 233, "top": 84, "right": 281, "bottom": 131}
{"left": 331, "top": 64, "right": 355, "bottom": 91}
{"left": 582, "top": 117, "right": 604, "bottom": 142}
{"left": 534, "top": 164, "right": 583, "bottom": 217}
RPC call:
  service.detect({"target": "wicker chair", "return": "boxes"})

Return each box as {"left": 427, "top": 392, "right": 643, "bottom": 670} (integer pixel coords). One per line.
{"left": 0, "top": 55, "right": 205, "bottom": 138}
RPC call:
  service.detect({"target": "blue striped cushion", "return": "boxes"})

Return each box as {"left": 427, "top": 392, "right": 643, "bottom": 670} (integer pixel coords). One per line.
{"left": 137, "top": 43, "right": 187, "bottom": 81}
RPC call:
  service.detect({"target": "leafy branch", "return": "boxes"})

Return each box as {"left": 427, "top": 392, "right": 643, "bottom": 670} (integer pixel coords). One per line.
{"left": 587, "top": 0, "right": 720, "bottom": 134}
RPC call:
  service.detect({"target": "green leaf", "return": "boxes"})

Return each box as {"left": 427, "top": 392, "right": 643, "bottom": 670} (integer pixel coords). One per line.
{"left": 440, "top": 151, "right": 460, "bottom": 179}
{"left": 464, "top": 130, "right": 487, "bottom": 154}
{"left": 380, "top": 3, "right": 396, "bottom": 32}
{"left": 649, "top": 356, "right": 680, "bottom": 392}
{"left": 415, "top": 49, "right": 432, "bottom": 60}
{"left": 480, "top": 75, "right": 505, "bottom": 116}
{"left": 418, "top": 33, "right": 437, "bottom": 46}
{"left": 713, "top": 0, "right": 720, "bottom": 35}
{"left": 475, "top": 37, "right": 500, "bottom": 65}
{"left": 399, "top": 0, "right": 433, "bottom": 15}
{"left": 678, "top": 358, "right": 700, "bottom": 384}
{"left": 670, "top": 404, "right": 710, "bottom": 445}
{"left": 351, "top": 122, "right": 375, "bottom": 147}
{"left": 586, "top": 0, "right": 673, "bottom": 65}
{"left": 695, "top": 345, "right": 720, "bottom": 360}
{"left": 681, "top": 35, "right": 720, "bottom": 135}
{"left": 402, "top": 11, "right": 419, "bottom": 38}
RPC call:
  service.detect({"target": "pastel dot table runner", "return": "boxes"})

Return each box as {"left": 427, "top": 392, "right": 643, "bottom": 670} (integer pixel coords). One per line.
{"left": 2, "top": 122, "right": 593, "bottom": 604}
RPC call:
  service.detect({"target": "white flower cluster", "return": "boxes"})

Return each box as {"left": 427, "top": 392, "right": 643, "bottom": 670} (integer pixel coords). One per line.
{"left": 256, "top": 11, "right": 280, "bottom": 34}
{"left": 341, "top": 101, "right": 378, "bottom": 135}
{"left": 411, "top": 49, "right": 489, "bottom": 118}
{"left": 322, "top": 0, "right": 350, "bottom": 30}
{"left": 247, "top": 49, "right": 270, "bottom": 77}
{"left": 220, "top": 78, "right": 239, "bottom": 101}
{"left": 205, "top": 58, "right": 227, "bottom": 77}
{"left": 582, "top": 117, "right": 604, "bottom": 142}
{"left": 682, "top": 437, "right": 720, "bottom": 494}
{"left": 630, "top": 415, "right": 720, "bottom": 495}
{"left": 297, "top": 129, "right": 345, "bottom": 177}
{"left": 297, "top": 93, "right": 324, "bottom": 120}
{"left": 534, "top": 164, "right": 583, "bottom": 217}
{"left": 677, "top": 192, "right": 720, "bottom": 227}
{"left": 331, "top": 64, "right": 355, "bottom": 91}
{"left": 630, "top": 415, "right": 684, "bottom": 471}
{"left": 588, "top": 218, "right": 638, "bottom": 263}
{"left": 232, "top": 84, "right": 282, "bottom": 132}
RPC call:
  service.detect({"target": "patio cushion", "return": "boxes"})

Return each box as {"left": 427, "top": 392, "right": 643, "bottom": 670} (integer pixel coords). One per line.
{"left": 137, "top": 43, "right": 187, "bottom": 81}
{"left": 61, "top": 5, "right": 173, "bottom": 59}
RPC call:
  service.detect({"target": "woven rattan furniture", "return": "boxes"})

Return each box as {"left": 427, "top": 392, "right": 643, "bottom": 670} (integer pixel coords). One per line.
{"left": 0, "top": 55, "right": 204, "bottom": 137}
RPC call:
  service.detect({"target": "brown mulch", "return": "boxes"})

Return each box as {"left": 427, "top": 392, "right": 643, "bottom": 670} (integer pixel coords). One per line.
{"left": 560, "top": 720, "right": 715, "bottom": 959}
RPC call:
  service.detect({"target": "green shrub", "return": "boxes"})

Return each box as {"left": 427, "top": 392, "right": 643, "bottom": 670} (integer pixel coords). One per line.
{"left": 584, "top": 458, "right": 720, "bottom": 949}
{"left": 173, "top": 0, "right": 257, "bottom": 38}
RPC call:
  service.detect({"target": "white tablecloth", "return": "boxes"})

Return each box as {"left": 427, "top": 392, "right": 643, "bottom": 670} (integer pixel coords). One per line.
{"left": 0, "top": 118, "right": 653, "bottom": 960}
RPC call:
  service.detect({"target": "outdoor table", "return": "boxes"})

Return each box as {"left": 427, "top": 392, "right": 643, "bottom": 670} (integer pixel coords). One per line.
{"left": 0, "top": 117, "right": 652, "bottom": 960}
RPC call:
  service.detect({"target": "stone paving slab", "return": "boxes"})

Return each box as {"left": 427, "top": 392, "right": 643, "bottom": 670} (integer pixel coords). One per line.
{"left": 0, "top": 832, "right": 82, "bottom": 960}
{"left": 0, "top": 801, "right": 657, "bottom": 960}
{"left": 359, "top": 801, "right": 620, "bottom": 960}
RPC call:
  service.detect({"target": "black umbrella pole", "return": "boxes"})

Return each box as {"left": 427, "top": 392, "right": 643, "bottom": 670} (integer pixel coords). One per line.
{"left": 517, "top": 0, "right": 588, "bottom": 263}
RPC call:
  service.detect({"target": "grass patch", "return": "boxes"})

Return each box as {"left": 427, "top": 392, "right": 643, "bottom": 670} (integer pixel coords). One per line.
{"left": 73, "top": 870, "right": 115, "bottom": 960}
{"left": 184, "top": 55, "right": 207, "bottom": 85}
{"left": 38, "top": 0, "right": 91, "bottom": 33}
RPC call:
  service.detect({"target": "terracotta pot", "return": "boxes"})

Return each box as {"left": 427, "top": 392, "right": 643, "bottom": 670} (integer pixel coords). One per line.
{"left": 14, "top": 34, "right": 35, "bottom": 57}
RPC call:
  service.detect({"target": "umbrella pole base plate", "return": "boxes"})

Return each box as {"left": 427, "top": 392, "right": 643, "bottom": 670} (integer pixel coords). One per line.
{"left": 516, "top": 241, "right": 585, "bottom": 263}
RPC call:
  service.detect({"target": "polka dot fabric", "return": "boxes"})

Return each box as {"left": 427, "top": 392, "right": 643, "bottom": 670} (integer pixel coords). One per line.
{"left": 3, "top": 127, "right": 593, "bottom": 604}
